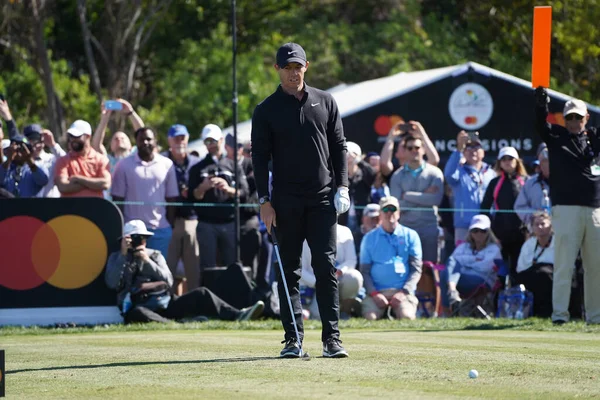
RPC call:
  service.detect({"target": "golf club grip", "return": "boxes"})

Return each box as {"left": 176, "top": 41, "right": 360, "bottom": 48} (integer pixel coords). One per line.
{"left": 270, "top": 226, "right": 279, "bottom": 245}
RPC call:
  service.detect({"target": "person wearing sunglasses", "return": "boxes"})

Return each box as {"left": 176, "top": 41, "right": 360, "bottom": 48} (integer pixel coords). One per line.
{"left": 444, "top": 130, "right": 496, "bottom": 245}
{"left": 360, "top": 196, "right": 423, "bottom": 320}
{"left": 480, "top": 146, "right": 527, "bottom": 284}
{"left": 439, "top": 214, "right": 502, "bottom": 314}
{"left": 390, "top": 135, "right": 444, "bottom": 264}
{"left": 54, "top": 119, "right": 111, "bottom": 198}
{"left": 535, "top": 87, "right": 600, "bottom": 325}
{"left": 189, "top": 124, "right": 250, "bottom": 272}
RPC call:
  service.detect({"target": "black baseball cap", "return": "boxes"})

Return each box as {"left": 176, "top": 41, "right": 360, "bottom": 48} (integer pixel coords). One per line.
{"left": 225, "top": 134, "right": 243, "bottom": 149}
{"left": 276, "top": 43, "right": 307, "bottom": 67}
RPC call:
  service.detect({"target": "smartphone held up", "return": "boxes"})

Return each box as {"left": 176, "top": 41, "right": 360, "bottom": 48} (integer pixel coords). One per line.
{"left": 104, "top": 100, "right": 123, "bottom": 111}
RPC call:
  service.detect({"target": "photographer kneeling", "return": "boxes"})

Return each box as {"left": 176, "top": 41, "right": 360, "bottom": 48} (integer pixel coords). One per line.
{"left": 105, "top": 220, "right": 264, "bottom": 324}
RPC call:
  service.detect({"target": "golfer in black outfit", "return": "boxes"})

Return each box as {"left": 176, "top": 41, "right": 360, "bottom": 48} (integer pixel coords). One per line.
{"left": 251, "top": 43, "right": 350, "bottom": 358}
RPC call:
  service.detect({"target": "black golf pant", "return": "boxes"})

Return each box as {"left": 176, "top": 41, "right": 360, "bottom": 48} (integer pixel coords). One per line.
{"left": 273, "top": 191, "right": 340, "bottom": 342}
{"left": 125, "top": 287, "right": 241, "bottom": 323}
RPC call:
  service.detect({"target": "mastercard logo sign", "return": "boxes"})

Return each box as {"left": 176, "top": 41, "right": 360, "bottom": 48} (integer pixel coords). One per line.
{"left": 0, "top": 215, "right": 108, "bottom": 291}
{"left": 374, "top": 114, "right": 405, "bottom": 136}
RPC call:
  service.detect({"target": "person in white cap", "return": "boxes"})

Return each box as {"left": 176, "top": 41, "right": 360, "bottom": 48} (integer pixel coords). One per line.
{"left": 338, "top": 141, "right": 376, "bottom": 234}
{"left": 1, "top": 139, "right": 9, "bottom": 163}
{"left": 480, "top": 146, "right": 528, "bottom": 283}
{"left": 105, "top": 219, "right": 264, "bottom": 324}
{"left": 439, "top": 214, "right": 502, "bottom": 315}
{"left": 195, "top": 124, "right": 224, "bottom": 169}
{"left": 54, "top": 119, "right": 111, "bottom": 198}
{"left": 188, "top": 124, "right": 250, "bottom": 271}
{"left": 535, "top": 87, "right": 600, "bottom": 325}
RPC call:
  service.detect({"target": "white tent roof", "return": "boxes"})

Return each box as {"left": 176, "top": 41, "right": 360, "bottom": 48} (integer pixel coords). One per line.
{"left": 188, "top": 61, "right": 599, "bottom": 154}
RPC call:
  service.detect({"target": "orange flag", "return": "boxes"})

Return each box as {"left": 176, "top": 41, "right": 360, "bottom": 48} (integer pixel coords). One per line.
{"left": 531, "top": 6, "right": 552, "bottom": 88}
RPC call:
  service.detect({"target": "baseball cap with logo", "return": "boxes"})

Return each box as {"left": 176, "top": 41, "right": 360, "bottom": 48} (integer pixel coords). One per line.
{"left": 563, "top": 99, "right": 587, "bottom": 117}
{"left": 67, "top": 119, "right": 92, "bottom": 137}
{"left": 168, "top": 124, "right": 189, "bottom": 138}
{"left": 276, "top": 43, "right": 307, "bottom": 67}
{"left": 201, "top": 124, "right": 223, "bottom": 142}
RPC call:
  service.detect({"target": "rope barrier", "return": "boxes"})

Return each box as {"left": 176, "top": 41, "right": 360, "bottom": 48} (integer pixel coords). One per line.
{"left": 110, "top": 200, "right": 544, "bottom": 214}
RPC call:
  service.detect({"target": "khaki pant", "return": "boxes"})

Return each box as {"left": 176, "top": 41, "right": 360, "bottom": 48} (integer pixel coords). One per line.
{"left": 167, "top": 218, "right": 200, "bottom": 291}
{"left": 362, "top": 289, "right": 419, "bottom": 320}
{"left": 552, "top": 205, "right": 600, "bottom": 323}
{"left": 305, "top": 269, "right": 364, "bottom": 320}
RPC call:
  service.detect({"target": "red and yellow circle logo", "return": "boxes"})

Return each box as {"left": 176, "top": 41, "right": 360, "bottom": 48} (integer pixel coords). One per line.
{"left": 0, "top": 215, "right": 107, "bottom": 290}
{"left": 374, "top": 115, "right": 404, "bottom": 136}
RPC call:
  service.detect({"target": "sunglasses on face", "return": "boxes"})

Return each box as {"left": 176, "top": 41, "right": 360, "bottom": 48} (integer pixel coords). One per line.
{"left": 565, "top": 114, "right": 584, "bottom": 121}
{"left": 500, "top": 156, "right": 514, "bottom": 162}
{"left": 204, "top": 138, "right": 218, "bottom": 145}
{"left": 405, "top": 146, "right": 421, "bottom": 151}
{"left": 471, "top": 228, "right": 487, "bottom": 234}
{"left": 381, "top": 206, "right": 398, "bottom": 213}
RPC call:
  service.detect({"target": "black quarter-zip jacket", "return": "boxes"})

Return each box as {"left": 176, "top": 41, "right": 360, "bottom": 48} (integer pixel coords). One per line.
{"left": 251, "top": 84, "right": 348, "bottom": 199}
{"left": 535, "top": 103, "right": 600, "bottom": 207}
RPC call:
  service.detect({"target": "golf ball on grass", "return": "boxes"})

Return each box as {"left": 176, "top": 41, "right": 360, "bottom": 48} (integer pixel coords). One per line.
{"left": 469, "top": 369, "right": 479, "bottom": 379}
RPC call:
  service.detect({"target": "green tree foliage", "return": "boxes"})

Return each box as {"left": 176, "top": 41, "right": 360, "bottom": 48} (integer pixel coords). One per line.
{"left": 1, "top": 0, "right": 599, "bottom": 146}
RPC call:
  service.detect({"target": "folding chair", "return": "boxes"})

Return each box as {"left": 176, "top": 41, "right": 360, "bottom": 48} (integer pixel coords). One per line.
{"left": 416, "top": 261, "right": 443, "bottom": 318}
{"left": 451, "top": 258, "right": 509, "bottom": 318}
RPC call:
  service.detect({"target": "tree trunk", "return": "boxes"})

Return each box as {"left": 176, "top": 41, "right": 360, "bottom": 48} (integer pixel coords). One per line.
{"left": 77, "top": 0, "right": 103, "bottom": 103}
{"left": 31, "top": 0, "right": 65, "bottom": 141}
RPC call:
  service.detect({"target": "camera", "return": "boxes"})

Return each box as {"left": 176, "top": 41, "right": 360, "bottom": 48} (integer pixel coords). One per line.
{"left": 130, "top": 234, "right": 144, "bottom": 248}
{"left": 399, "top": 123, "right": 412, "bottom": 132}
{"left": 468, "top": 131, "right": 479, "bottom": 140}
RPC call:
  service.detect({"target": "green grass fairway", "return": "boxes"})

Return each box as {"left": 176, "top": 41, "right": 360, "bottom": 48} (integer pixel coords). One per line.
{"left": 2, "top": 319, "right": 600, "bottom": 399}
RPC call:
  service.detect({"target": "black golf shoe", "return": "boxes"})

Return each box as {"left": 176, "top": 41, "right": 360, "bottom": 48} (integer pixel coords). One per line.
{"left": 322, "top": 338, "right": 348, "bottom": 358}
{"left": 280, "top": 338, "right": 302, "bottom": 358}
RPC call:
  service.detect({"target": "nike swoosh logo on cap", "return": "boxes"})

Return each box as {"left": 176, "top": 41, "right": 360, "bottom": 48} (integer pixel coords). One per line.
{"left": 311, "top": 103, "right": 320, "bottom": 107}
{"left": 287, "top": 51, "right": 296, "bottom": 55}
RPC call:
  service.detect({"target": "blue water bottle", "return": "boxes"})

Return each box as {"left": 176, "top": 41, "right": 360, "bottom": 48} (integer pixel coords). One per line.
{"left": 541, "top": 189, "right": 551, "bottom": 214}
{"left": 514, "top": 284, "right": 526, "bottom": 320}
{"left": 122, "top": 292, "right": 133, "bottom": 314}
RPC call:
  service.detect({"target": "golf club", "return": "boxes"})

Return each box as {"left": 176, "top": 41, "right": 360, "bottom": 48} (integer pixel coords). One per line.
{"left": 271, "top": 226, "right": 309, "bottom": 359}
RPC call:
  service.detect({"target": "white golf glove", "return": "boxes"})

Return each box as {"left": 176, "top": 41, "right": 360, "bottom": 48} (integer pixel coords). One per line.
{"left": 334, "top": 186, "right": 350, "bottom": 214}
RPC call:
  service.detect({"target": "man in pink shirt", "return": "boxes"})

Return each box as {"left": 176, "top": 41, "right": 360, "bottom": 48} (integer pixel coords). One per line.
{"left": 111, "top": 127, "right": 179, "bottom": 259}
{"left": 54, "top": 119, "right": 111, "bottom": 198}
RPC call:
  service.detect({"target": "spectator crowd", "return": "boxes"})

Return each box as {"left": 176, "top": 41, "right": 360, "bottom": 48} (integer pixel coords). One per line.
{"left": 1, "top": 89, "right": 598, "bottom": 325}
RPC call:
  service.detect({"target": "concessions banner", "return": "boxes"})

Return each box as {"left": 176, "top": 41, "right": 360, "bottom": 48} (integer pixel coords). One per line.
{"left": 0, "top": 198, "right": 123, "bottom": 309}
